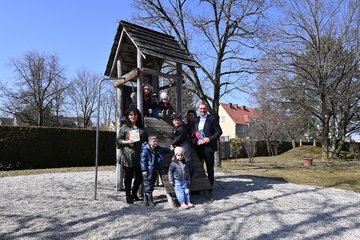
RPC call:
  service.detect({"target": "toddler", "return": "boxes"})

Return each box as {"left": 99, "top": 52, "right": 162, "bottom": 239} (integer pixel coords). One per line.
{"left": 168, "top": 146, "right": 194, "bottom": 209}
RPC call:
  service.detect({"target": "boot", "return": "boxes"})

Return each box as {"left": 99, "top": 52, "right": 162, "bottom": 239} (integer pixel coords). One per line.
{"left": 132, "top": 193, "right": 141, "bottom": 201}
{"left": 126, "top": 196, "right": 134, "bottom": 204}
{"left": 142, "top": 193, "right": 149, "bottom": 207}
{"left": 148, "top": 193, "right": 155, "bottom": 207}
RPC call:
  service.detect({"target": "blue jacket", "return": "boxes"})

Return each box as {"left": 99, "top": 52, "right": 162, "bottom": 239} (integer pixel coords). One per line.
{"left": 140, "top": 143, "right": 170, "bottom": 174}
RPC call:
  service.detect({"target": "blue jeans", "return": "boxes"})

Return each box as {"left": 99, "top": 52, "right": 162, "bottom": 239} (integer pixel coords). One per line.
{"left": 174, "top": 179, "right": 190, "bottom": 204}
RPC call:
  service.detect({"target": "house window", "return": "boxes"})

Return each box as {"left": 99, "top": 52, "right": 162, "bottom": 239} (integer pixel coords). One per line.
{"left": 221, "top": 115, "right": 225, "bottom": 122}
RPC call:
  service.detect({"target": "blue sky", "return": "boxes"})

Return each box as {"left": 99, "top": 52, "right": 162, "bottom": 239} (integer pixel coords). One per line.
{"left": 0, "top": 0, "right": 133, "bottom": 83}
{"left": 0, "top": 0, "right": 252, "bottom": 106}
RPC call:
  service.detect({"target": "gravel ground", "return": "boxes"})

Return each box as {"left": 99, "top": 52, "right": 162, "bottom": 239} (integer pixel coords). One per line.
{"left": 1, "top": 170, "right": 360, "bottom": 240}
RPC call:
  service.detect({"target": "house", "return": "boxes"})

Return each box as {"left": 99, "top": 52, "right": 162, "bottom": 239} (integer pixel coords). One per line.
{"left": 0, "top": 117, "right": 15, "bottom": 126}
{"left": 218, "top": 103, "right": 257, "bottom": 139}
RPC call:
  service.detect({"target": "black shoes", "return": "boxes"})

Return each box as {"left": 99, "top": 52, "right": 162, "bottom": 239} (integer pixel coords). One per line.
{"left": 132, "top": 195, "right": 141, "bottom": 201}
{"left": 126, "top": 196, "right": 134, "bottom": 204}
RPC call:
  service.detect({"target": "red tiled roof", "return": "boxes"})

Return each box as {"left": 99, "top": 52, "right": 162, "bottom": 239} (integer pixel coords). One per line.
{"left": 220, "top": 103, "right": 257, "bottom": 124}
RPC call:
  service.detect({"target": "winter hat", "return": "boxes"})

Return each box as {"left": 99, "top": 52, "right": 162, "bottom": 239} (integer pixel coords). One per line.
{"left": 174, "top": 146, "right": 184, "bottom": 156}
{"left": 160, "top": 91, "right": 168, "bottom": 100}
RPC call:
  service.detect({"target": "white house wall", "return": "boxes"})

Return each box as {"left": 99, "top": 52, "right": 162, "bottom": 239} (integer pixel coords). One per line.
{"left": 218, "top": 105, "right": 236, "bottom": 139}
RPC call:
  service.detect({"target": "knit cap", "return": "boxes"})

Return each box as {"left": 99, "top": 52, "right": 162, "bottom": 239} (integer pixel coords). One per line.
{"left": 174, "top": 146, "right": 184, "bottom": 156}
{"left": 160, "top": 91, "right": 168, "bottom": 100}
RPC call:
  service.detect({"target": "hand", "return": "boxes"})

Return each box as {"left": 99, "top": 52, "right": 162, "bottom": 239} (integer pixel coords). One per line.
{"left": 142, "top": 171, "right": 148, "bottom": 177}
{"left": 203, "top": 137, "right": 210, "bottom": 143}
{"left": 170, "top": 145, "right": 174, "bottom": 151}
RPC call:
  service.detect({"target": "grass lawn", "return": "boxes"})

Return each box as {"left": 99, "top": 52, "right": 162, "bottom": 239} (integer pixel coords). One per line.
{"left": 220, "top": 145, "right": 360, "bottom": 192}
{"left": 1, "top": 146, "right": 359, "bottom": 193}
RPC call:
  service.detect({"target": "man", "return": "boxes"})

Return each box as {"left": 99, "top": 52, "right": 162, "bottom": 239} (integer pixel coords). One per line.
{"left": 194, "top": 101, "right": 223, "bottom": 192}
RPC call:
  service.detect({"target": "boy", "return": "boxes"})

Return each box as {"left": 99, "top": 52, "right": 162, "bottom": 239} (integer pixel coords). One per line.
{"left": 170, "top": 113, "right": 197, "bottom": 178}
{"left": 168, "top": 146, "right": 194, "bottom": 209}
{"left": 140, "top": 135, "right": 170, "bottom": 207}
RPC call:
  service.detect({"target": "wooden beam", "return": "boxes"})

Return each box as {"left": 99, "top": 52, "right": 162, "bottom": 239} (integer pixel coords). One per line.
{"left": 142, "top": 67, "right": 182, "bottom": 80}
{"left": 113, "top": 68, "right": 139, "bottom": 88}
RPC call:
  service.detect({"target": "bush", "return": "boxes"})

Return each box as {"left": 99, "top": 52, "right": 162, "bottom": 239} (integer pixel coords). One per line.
{"left": 0, "top": 126, "right": 116, "bottom": 170}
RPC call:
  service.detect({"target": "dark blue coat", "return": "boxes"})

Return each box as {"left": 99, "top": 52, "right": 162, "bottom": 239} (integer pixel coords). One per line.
{"left": 140, "top": 143, "right": 170, "bottom": 174}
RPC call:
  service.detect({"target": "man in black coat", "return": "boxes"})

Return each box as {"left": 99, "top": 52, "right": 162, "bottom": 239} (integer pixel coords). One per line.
{"left": 194, "top": 101, "right": 223, "bottom": 190}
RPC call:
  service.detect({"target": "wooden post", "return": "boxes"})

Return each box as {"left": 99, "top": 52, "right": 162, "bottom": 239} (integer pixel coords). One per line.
{"left": 116, "top": 59, "right": 124, "bottom": 191}
{"left": 137, "top": 50, "right": 144, "bottom": 116}
{"left": 152, "top": 60, "right": 160, "bottom": 94}
{"left": 176, "top": 63, "right": 182, "bottom": 114}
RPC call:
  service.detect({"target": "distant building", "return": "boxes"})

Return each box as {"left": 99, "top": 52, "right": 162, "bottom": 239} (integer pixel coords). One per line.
{"left": 0, "top": 117, "right": 15, "bottom": 126}
{"left": 218, "top": 103, "right": 258, "bottom": 139}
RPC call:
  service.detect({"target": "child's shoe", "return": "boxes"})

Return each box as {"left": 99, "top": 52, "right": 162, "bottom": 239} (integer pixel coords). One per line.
{"left": 180, "top": 203, "right": 189, "bottom": 209}
{"left": 187, "top": 203, "right": 194, "bottom": 208}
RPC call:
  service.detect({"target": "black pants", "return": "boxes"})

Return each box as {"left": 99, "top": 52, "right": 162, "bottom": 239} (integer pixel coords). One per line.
{"left": 197, "top": 146, "right": 215, "bottom": 186}
{"left": 123, "top": 165, "right": 143, "bottom": 197}
{"left": 181, "top": 143, "right": 196, "bottom": 177}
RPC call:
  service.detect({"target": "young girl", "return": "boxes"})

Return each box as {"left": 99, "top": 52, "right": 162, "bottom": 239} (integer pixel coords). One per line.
{"left": 168, "top": 147, "right": 194, "bottom": 209}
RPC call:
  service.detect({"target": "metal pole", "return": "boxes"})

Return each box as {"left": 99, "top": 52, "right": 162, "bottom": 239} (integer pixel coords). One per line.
{"left": 94, "top": 77, "right": 124, "bottom": 200}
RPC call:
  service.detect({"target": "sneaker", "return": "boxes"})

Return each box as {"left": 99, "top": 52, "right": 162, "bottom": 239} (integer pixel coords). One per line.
{"left": 180, "top": 203, "right": 189, "bottom": 209}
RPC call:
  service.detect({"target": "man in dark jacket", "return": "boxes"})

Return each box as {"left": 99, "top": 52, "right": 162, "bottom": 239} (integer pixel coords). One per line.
{"left": 194, "top": 101, "right": 223, "bottom": 191}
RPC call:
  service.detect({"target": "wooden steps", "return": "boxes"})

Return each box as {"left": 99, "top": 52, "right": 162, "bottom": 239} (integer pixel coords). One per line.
{"left": 144, "top": 117, "right": 212, "bottom": 206}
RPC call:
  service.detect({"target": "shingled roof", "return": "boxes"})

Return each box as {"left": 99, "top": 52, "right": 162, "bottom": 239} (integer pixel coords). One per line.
{"left": 220, "top": 103, "right": 257, "bottom": 124}
{"left": 104, "top": 20, "right": 197, "bottom": 77}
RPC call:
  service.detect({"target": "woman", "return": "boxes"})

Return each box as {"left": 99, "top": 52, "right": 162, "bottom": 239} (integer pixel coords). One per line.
{"left": 116, "top": 106, "right": 148, "bottom": 204}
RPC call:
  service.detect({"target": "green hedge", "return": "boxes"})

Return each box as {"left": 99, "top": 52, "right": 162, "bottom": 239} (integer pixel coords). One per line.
{"left": 0, "top": 126, "right": 116, "bottom": 170}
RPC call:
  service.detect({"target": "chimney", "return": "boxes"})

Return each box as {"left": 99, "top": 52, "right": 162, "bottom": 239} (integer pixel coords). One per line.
{"left": 243, "top": 105, "right": 246, "bottom": 110}
{"left": 229, "top": 103, "right": 232, "bottom": 108}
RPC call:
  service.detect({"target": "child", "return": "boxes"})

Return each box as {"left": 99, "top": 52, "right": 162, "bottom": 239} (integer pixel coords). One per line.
{"left": 157, "top": 91, "right": 175, "bottom": 118}
{"left": 168, "top": 146, "right": 194, "bottom": 209}
{"left": 170, "top": 113, "right": 197, "bottom": 178}
{"left": 150, "top": 93, "right": 160, "bottom": 118}
{"left": 140, "top": 135, "right": 170, "bottom": 207}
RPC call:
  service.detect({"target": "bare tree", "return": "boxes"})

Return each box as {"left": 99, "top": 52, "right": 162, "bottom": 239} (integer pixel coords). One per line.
{"left": 250, "top": 110, "right": 287, "bottom": 156}
{"left": 244, "top": 138, "right": 257, "bottom": 163}
{"left": 68, "top": 68, "right": 100, "bottom": 128}
{"left": 0, "top": 51, "right": 67, "bottom": 126}
{"left": 256, "top": 0, "right": 360, "bottom": 161}
{"left": 133, "top": 0, "right": 271, "bottom": 166}
{"left": 100, "top": 85, "right": 117, "bottom": 130}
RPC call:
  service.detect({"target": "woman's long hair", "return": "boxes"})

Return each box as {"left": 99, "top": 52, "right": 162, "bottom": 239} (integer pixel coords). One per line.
{"left": 124, "top": 106, "right": 144, "bottom": 128}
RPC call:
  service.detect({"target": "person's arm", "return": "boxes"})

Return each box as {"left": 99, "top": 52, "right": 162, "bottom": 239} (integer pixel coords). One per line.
{"left": 205, "top": 115, "right": 223, "bottom": 143}
{"left": 116, "top": 126, "right": 129, "bottom": 147}
{"left": 168, "top": 163, "right": 175, "bottom": 186}
{"left": 171, "top": 124, "right": 188, "bottom": 146}
{"left": 140, "top": 144, "right": 149, "bottom": 176}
